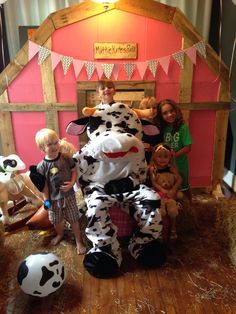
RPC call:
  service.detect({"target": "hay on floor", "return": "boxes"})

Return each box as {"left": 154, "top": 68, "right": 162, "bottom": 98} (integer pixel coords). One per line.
{"left": 217, "top": 199, "right": 236, "bottom": 266}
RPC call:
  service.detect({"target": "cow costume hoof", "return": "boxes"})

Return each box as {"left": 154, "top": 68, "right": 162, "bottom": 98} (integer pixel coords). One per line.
{"left": 137, "top": 240, "right": 166, "bottom": 268}
{"left": 83, "top": 252, "right": 119, "bottom": 278}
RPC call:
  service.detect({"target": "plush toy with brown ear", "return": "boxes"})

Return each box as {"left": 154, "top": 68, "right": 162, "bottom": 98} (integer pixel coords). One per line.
{"left": 0, "top": 220, "right": 4, "bottom": 256}
{"left": 155, "top": 172, "right": 183, "bottom": 218}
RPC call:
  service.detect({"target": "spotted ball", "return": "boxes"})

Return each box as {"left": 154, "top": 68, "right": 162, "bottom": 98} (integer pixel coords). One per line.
{"left": 17, "top": 252, "right": 66, "bottom": 297}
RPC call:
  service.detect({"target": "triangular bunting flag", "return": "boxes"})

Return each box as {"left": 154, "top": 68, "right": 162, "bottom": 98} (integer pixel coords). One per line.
{"left": 148, "top": 60, "right": 158, "bottom": 78}
{"left": 185, "top": 46, "right": 197, "bottom": 64}
{"left": 137, "top": 61, "right": 148, "bottom": 79}
{"left": 101, "top": 63, "right": 114, "bottom": 79}
{"left": 172, "top": 51, "right": 185, "bottom": 69}
{"left": 51, "top": 51, "right": 62, "bottom": 71}
{"left": 158, "top": 56, "right": 170, "bottom": 75}
{"left": 73, "top": 59, "right": 84, "bottom": 78}
{"left": 38, "top": 46, "right": 51, "bottom": 65}
{"left": 113, "top": 64, "right": 120, "bottom": 80}
{"left": 96, "top": 63, "right": 104, "bottom": 79}
{"left": 124, "top": 63, "right": 135, "bottom": 80}
{"left": 28, "top": 41, "right": 39, "bottom": 61}
{"left": 61, "top": 56, "right": 73, "bottom": 75}
{"left": 85, "top": 61, "right": 96, "bottom": 80}
{"left": 194, "top": 41, "right": 206, "bottom": 58}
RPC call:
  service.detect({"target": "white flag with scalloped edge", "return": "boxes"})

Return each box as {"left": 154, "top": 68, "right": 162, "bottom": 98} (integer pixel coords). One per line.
{"left": 85, "top": 61, "right": 96, "bottom": 80}
{"left": 194, "top": 41, "right": 206, "bottom": 58}
{"left": 148, "top": 60, "right": 158, "bottom": 78}
{"left": 172, "top": 51, "right": 185, "bottom": 69}
{"left": 61, "top": 56, "right": 73, "bottom": 75}
{"left": 124, "top": 63, "right": 135, "bottom": 80}
{"left": 38, "top": 46, "right": 51, "bottom": 65}
{"left": 101, "top": 63, "right": 114, "bottom": 79}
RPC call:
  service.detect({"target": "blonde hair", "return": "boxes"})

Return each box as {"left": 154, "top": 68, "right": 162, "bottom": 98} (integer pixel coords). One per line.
{"left": 35, "top": 128, "right": 59, "bottom": 151}
{"left": 60, "top": 138, "right": 76, "bottom": 157}
{"left": 139, "top": 96, "right": 158, "bottom": 110}
{"left": 151, "top": 142, "right": 175, "bottom": 166}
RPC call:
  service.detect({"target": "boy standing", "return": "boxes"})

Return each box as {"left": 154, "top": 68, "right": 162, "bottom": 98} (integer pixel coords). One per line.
{"left": 35, "top": 128, "right": 86, "bottom": 254}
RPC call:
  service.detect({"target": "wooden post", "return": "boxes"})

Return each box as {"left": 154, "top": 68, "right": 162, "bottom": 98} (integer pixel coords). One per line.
{"left": 0, "top": 91, "right": 15, "bottom": 155}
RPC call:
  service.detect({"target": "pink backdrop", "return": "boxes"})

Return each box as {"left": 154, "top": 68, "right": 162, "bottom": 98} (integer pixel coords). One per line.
{"left": 6, "top": 10, "right": 219, "bottom": 186}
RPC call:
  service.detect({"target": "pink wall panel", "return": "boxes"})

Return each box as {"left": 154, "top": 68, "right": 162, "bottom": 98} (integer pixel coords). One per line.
{"left": 54, "top": 65, "right": 78, "bottom": 103}
{"left": 11, "top": 112, "right": 46, "bottom": 169}
{"left": 155, "top": 61, "right": 180, "bottom": 101}
{"left": 192, "top": 57, "right": 220, "bottom": 102}
{"left": 8, "top": 56, "right": 44, "bottom": 102}
{"left": 53, "top": 16, "right": 98, "bottom": 60}
{"left": 6, "top": 9, "right": 223, "bottom": 187}
{"left": 146, "top": 18, "right": 182, "bottom": 59}
{"left": 58, "top": 111, "right": 80, "bottom": 150}
{"left": 52, "top": 10, "right": 182, "bottom": 84}
{"left": 188, "top": 110, "right": 216, "bottom": 186}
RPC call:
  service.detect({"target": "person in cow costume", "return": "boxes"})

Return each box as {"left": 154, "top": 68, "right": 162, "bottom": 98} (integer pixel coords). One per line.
{"left": 65, "top": 79, "right": 166, "bottom": 278}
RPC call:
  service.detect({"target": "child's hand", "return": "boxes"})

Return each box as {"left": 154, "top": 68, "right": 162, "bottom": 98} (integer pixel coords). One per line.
{"left": 60, "top": 181, "right": 73, "bottom": 192}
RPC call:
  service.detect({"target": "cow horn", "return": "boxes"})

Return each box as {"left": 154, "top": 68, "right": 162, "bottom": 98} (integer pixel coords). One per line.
{"left": 132, "top": 108, "right": 155, "bottom": 119}
{"left": 82, "top": 107, "right": 97, "bottom": 116}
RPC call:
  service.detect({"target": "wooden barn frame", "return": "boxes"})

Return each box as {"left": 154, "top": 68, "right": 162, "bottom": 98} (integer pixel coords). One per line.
{"left": 0, "top": 0, "right": 231, "bottom": 194}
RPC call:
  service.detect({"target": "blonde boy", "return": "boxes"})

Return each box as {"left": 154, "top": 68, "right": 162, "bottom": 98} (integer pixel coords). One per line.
{"left": 35, "top": 128, "right": 86, "bottom": 254}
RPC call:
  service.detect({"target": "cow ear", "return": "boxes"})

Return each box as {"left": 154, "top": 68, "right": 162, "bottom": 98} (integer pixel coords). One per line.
{"left": 141, "top": 119, "right": 160, "bottom": 136}
{"left": 66, "top": 117, "right": 89, "bottom": 135}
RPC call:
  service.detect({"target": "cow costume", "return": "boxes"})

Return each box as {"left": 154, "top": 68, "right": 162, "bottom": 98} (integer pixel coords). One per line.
{"left": 66, "top": 101, "right": 166, "bottom": 278}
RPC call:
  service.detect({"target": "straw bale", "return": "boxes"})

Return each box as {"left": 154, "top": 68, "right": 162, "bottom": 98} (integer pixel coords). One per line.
{"left": 216, "top": 199, "right": 236, "bottom": 266}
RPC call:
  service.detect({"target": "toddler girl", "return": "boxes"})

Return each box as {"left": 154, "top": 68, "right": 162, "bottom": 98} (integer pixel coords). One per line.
{"left": 150, "top": 143, "right": 182, "bottom": 240}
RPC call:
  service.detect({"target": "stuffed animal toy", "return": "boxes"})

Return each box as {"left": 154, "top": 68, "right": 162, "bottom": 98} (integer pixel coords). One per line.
{"left": 0, "top": 155, "right": 43, "bottom": 226}
{"left": 155, "top": 171, "right": 183, "bottom": 218}
{"left": 0, "top": 220, "right": 4, "bottom": 256}
{"left": 65, "top": 102, "right": 166, "bottom": 278}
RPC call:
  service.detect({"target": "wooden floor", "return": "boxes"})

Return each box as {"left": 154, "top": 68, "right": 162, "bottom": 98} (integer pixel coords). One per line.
{"left": 1, "top": 192, "right": 236, "bottom": 314}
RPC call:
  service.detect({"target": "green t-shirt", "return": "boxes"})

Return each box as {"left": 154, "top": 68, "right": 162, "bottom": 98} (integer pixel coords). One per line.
{"left": 163, "top": 124, "right": 192, "bottom": 190}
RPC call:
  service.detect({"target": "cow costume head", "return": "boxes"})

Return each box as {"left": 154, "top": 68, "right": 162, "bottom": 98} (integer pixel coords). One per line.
{"left": 66, "top": 102, "right": 159, "bottom": 189}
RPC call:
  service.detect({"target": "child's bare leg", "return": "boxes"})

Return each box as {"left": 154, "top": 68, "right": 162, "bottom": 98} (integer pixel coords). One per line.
{"left": 51, "top": 221, "right": 64, "bottom": 245}
{"left": 71, "top": 221, "right": 86, "bottom": 254}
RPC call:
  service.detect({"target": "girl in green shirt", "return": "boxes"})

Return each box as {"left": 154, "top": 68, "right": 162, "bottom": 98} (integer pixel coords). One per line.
{"left": 156, "top": 99, "right": 192, "bottom": 200}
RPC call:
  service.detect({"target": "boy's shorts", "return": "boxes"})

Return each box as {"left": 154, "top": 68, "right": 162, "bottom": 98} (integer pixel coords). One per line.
{"left": 48, "top": 193, "right": 80, "bottom": 225}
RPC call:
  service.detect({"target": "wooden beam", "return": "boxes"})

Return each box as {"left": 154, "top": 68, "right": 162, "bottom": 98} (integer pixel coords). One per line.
{"left": 115, "top": 0, "right": 175, "bottom": 23}
{"left": 212, "top": 82, "right": 231, "bottom": 191}
{"left": 0, "top": 91, "right": 15, "bottom": 155}
{"left": 172, "top": 8, "right": 230, "bottom": 89}
{"left": 0, "top": 103, "right": 76, "bottom": 112}
{"left": 30, "top": 17, "right": 55, "bottom": 46}
{"left": 40, "top": 38, "right": 57, "bottom": 103}
{"left": 45, "top": 109, "right": 59, "bottom": 134}
{"left": 0, "top": 42, "right": 29, "bottom": 95}
{"left": 179, "top": 102, "right": 230, "bottom": 110}
{"left": 179, "top": 37, "right": 194, "bottom": 126}
{"left": 77, "top": 80, "right": 156, "bottom": 91}
{"left": 0, "top": 112, "right": 15, "bottom": 155}
{"left": 0, "top": 102, "right": 230, "bottom": 113}
{"left": 50, "top": 0, "right": 113, "bottom": 29}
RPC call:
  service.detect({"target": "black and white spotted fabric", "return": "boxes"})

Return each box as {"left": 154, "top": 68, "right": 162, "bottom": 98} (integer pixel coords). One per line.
{"left": 66, "top": 102, "right": 163, "bottom": 268}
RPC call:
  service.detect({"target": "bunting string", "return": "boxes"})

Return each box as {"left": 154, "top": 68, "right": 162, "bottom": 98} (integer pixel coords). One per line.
{"left": 28, "top": 40, "right": 207, "bottom": 80}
